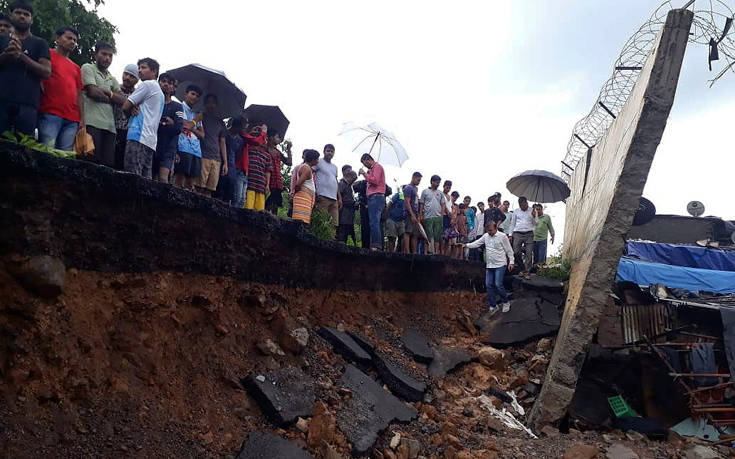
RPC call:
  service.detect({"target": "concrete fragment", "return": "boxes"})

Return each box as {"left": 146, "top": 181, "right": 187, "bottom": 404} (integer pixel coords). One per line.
{"left": 476, "top": 296, "right": 560, "bottom": 347}
{"left": 346, "top": 331, "right": 376, "bottom": 357}
{"left": 477, "top": 347, "right": 506, "bottom": 371}
{"left": 402, "top": 328, "right": 434, "bottom": 364}
{"left": 606, "top": 443, "right": 639, "bottom": 459}
{"left": 296, "top": 417, "right": 309, "bottom": 433}
{"left": 428, "top": 346, "right": 472, "bottom": 378}
{"left": 512, "top": 274, "right": 564, "bottom": 293}
{"left": 374, "top": 353, "right": 426, "bottom": 402}
{"left": 236, "top": 431, "right": 313, "bottom": 458}
{"left": 400, "top": 438, "right": 421, "bottom": 458}
{"left": 241, "top": 366, "right": 316, "bottom": 426}
{"left": 7, "top": 254, "right": 66, "bottom": 298}
{"left": 390, "top": 432, "right": 401, "bottom": 449}
{"left": 317, "top": 327, "right": 373, "bottom": 368}
{"left": 336, "top": 365, "right": 417, "bottom": 455}
{"left": 684, "top": 445, "right": 719, "bottom": 459}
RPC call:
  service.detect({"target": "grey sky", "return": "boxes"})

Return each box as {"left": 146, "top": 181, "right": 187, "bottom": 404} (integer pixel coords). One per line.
{"left": 99, "top": 0, "right": 734, "bottom": 250}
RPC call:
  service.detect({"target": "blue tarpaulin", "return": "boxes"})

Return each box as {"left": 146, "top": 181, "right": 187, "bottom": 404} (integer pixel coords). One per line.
{"left": 616, "top": 257, "right": 735, "bottom": 294}
{"left": 626, "top": 241, "right": 735, "bottom": 272}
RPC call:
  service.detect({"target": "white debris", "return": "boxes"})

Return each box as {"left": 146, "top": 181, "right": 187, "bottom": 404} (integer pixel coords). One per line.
{"left": 255, "top": 375, "right": 266, "bottom": 383}
{"left": 477, "top": 395, "right": 537, "bottom": 438}
{"left": 507, "top": 390, "right": 525, "bottom": 416}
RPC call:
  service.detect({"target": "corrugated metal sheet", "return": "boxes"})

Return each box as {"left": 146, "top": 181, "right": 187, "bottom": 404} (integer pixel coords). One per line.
{"left": 621, "top": 304, "right": 673, "bottom": 344}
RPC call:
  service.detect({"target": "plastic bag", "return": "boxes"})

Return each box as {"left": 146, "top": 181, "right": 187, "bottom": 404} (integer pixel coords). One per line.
{"left": 73, "top": 127, "right": 94, "bottom": 155}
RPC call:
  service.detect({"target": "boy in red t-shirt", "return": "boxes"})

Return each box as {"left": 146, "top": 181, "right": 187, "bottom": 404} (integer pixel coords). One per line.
{"left": 38, "top": 26, "right": 82, "bottom": 151}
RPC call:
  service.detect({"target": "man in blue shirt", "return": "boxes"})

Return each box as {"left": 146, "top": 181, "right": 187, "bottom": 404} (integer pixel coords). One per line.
{"left": 123, "top": 57, "right": 164, "bottom": 179}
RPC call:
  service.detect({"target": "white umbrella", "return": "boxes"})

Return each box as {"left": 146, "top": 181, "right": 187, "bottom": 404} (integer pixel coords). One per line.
{"left": 339, "top": 122, "right": 409, "bottom": 167}
{"left": 506, "top": 170, "right": 571, "bottom": 203}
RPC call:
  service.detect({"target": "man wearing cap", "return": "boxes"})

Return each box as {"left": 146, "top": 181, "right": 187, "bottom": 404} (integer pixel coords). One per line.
{"left": 113, "top": 63, "right": 139, "bottom": 169}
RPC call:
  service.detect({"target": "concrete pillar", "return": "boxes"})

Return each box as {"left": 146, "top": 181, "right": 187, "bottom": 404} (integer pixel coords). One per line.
{"left": 528, "top": 9, "right": 693, "bottom": 428}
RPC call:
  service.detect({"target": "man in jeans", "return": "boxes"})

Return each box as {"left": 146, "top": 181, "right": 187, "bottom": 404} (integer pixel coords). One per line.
{"left": 38, "top": 26, "right": 82, "bottom": 151}
{"left": 419, "top": 175, "right": 446, "bottom": 255}
{"left": 464, "top": 220, "right": 514, "bottom": 314}
{"left": 0, "top": 1, "right": 51, "bottom": 136}
{"left": 359, "top": 153, "right": 385, "bottom": 251}
{"left": 508, "top": 196, "right": 537, "bottom": 274}
{"left": 532, "top": 203, "right": 555, "bottom": 266}
{"left": 314, "top": 144, "right": 341, "bottom": 231}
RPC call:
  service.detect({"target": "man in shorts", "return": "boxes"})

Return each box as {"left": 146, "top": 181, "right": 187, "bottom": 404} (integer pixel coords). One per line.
{"left": 313, "top": 143, "right": 341, "bottom": 233}
{"left": 402, "top": 171, "right": 422, "bottom": 254}
{"left": 153, "top": 72, "right": 182, "bottom": 182}
{"left": 197, "top": 94, "right": 227, "bottom": 196}
{"left": 122, "top": 57, "right": 164, "bottom": 178}
{"left": 385, "top": 186, "right": 408, "bottom": 253}
{"left": 174, "top": 85, "right": 204, "bottom": 190}
{"left": 419, "top": 175, "right": 446, "bottom": 255}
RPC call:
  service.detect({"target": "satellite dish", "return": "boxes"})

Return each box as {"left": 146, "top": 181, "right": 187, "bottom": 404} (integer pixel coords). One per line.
{"left": 687, "top": 201, "right": 705, "bottom": 217}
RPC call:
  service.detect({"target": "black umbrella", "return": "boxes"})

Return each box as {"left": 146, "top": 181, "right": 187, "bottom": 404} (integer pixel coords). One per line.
{"left": 168, "top": 64, "right": 247, "bottom": 119}
{"left": 506, "top": 170, "right": 571, "bottom": 203}
{"left": 243, "top": 105, "right": 289, "bottom": 137}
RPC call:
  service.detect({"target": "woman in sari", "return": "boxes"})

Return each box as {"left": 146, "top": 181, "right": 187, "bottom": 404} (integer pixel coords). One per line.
{"left": 291, "top": 149, "right": 320, "bottom": 224}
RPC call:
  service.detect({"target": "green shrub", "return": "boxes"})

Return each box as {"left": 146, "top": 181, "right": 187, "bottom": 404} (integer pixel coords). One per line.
{"left": 2, "top": 132, "right": 76, "bottom": 158}
{"left": 309, "top": 208, "right": 335, "bottom": 240}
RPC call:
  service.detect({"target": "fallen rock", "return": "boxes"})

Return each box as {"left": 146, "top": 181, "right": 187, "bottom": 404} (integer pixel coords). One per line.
{"left": 400, "top": 437, "right": 421, "bottom": 458}
{"left": 256, "top": 338, "right": 285, "bottom": 356}
{"left": 307, "top": 401, "right": 336, "bottom": 448}
{"left": 236, "top": 431, "right": 313, "bottom": 458}
{"left": 241, "top": 366, "right": 316, "bottom": 426}
{"left": 563, "top": 443, "right": 599, "bottom": 459}
{"left": 476, "top": 296, "right": 561, "bottom": 347}
{"left": 374, "top": 353, "right": 426, "bottom": 402}
{"left": 281, "top": 327, "right": 309, "bottom": 354}
{"left": 684, "top": 445, "right": 719, "bottom": 459}
{"left": 317, "top": 327, "right": 373, "bottom": 368}
{"left": 536, "top": 338, "right": 553, "bottom": 353}
{"left": 336, "top": 365, "right": 417, "bottom": 455}
{"left": 540, "top": 425, "right": 560, "bottom": 438}
{"left": 7, "top": 254, "right": 66, "bottom": 298}
{"left": 606, "top": 443, "right": 639, "bottom": 459}
{"left": 428, "top": 346, "right": 473, "bottom": 378}
{"left": 296, "top": 417, "right": 309, "bottom": 433}
{"left": 477, "top": 347, "right": 506, "bottom": 371}
{"left": 402, "top": 328, "right": 434, "bottom": 364}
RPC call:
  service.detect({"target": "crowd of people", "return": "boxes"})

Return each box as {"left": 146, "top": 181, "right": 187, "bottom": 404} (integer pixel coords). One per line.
{"left": 0, "top": 2, "right": 556, "bottom": 314}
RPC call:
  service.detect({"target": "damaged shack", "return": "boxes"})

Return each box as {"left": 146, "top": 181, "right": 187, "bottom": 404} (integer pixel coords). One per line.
{"left": 579, "top": 221, "right": 735, "bottom": 443}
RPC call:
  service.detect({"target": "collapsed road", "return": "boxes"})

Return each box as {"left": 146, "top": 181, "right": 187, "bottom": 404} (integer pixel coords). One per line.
{"left": 1, "top": 146, "right": 730, "bottom": 458}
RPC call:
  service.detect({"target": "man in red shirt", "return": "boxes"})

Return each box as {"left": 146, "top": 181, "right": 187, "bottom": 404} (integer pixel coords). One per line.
{"left": 359, "top": 153, "right": 386, "bottom": 251}
{"left": 38, "top": 26, "right": 82, "bottom": 151}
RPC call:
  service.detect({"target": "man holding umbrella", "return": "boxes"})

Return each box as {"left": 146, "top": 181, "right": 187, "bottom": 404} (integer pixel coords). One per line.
{"left": 508, "top": 196, "right": 537, "bottom": 275}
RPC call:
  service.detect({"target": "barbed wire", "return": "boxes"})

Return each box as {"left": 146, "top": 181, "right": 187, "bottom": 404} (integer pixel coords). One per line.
{"left": 561, "top": 0, "right": 735, "bottom": 182}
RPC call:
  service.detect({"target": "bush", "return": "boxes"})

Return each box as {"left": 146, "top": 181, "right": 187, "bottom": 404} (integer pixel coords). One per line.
{"left": 536, "top": 257, "right": 572, "bottom": 281}
{"left": 309, "top": 208, "right": 335, "bottom": 240}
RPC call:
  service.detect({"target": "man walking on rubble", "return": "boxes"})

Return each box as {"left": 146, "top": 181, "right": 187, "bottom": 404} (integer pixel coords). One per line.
{"left": 463, "top": 220, "right": 514, "bottom": 314}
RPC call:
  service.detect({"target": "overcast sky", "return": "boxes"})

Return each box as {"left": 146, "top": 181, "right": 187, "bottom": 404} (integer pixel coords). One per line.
{"left": 98, "top": 0, "right": 734, "bottom": 250}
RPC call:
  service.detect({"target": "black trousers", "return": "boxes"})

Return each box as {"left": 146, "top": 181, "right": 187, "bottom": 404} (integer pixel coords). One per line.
{"left": 359, "top": 205, "right": 371, "bottom": 249}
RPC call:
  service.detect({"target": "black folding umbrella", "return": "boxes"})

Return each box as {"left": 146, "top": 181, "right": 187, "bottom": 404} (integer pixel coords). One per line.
{"left": 243, "top": 105, "right": 289, "bottom": 137}
{"left": 168, "top": 64, "right": 247, "bottom": 119}
{"left": 506, "top": 170, "right": 570, "bottom": 203}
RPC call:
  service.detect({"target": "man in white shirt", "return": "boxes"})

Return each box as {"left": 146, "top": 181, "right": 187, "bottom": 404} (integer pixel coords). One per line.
{"left": 464, "top": 220, "right": 515, "bottom": 313}
{"left": 508, "top": 196, "right": 537, "bottom": 274}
